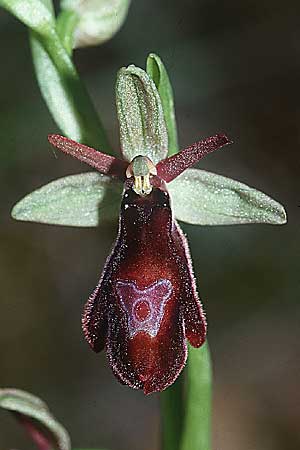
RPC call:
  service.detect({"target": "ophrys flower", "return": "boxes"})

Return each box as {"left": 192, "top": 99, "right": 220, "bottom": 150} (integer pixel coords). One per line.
{"left": 12, "top": 60, "right": 286, "bottom": 393}
{"left": 47, "top": 132, "right": 230, "bottom": 394}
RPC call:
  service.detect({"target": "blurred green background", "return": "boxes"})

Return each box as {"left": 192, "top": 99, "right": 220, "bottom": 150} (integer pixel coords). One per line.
{"left": 0, "top": 1, "right": 299, "bottom": 449}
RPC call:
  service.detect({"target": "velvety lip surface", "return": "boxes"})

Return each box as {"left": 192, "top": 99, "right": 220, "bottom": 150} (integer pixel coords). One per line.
{"left": 82, "top": 181, "right": 206, "bottom": 394}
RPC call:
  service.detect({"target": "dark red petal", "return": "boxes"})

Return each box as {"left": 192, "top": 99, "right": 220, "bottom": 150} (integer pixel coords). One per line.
{"left": 156, "top": 133, "right": 232, "bottom": 182}
{"left": 48, "top": 134, "right": 127, "bottom": 180}
{"left": 82, "top": 179, "right": 206, "bottom": 393}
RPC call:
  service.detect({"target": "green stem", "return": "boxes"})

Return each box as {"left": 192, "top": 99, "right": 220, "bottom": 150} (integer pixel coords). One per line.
{"left": 180, "top": 343, "right": 212, "bottom": 450}
{"left": 31, "top": 29, "right": 112, "bottom": 151}
{"left": 161, "top": 343, "right": 212, "bottom": 450}
{"left": 0, "top": 0, "right": 111, "bottom": 149}
{"left": 160, "top": 375, "right": 184, "bottom": 450}
{"left": 56, "top": 10, "right": 79, "bottom": 56}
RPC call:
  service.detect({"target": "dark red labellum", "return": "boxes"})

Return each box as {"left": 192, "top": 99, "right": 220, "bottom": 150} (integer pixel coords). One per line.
{"left": 82, "top": 178, "right": 206, "bottom": 394}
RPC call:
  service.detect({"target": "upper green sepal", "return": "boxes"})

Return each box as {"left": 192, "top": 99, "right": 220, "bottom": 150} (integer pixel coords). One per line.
{"left": 12, "top": 172, "right": 121, "bottom": 227}
{"left": 116, "top": 65, "right": 168, "bottom": 164}
{"left": 169, "top": 168, "right": 287, "bottom": 225}
{"left": 0, "top": 388, "right": 71, "bottom": 450}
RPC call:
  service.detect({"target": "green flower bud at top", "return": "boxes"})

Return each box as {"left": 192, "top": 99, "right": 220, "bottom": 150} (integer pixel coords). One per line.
{"left": 60, "top": 0, "right": 131, "bottom": 48}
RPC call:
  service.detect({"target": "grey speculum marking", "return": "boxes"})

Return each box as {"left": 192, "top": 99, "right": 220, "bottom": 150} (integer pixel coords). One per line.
{"left": 116, "top": 279, "right": 173, "bottom": 338}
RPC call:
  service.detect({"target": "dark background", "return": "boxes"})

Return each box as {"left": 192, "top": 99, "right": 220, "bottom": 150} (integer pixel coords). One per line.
{"left": 0, "top": 1, "right": 299, "bottom": 449}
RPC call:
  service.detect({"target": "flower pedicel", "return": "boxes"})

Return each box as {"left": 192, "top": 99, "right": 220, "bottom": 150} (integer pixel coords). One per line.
{"left": 48, "top": 133, "right": 231, "bottom": 394}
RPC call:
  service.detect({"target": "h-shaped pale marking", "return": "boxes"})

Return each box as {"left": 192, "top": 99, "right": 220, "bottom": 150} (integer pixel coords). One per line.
{"left": 116, "top": 279, "right": 173, "bottom": 338}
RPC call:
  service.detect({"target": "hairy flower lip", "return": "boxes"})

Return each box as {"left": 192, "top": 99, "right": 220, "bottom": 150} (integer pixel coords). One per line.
{"left": 82, "top": 179, "right": 206, "bottom": 394}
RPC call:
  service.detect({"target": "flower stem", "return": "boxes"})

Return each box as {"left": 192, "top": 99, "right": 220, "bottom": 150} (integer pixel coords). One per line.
{"left": 31, "top": 29, "right": 111, "bottom": 151}
{"left": 160, "top": 375, "right": 183, "bottom": 450}
{"left": 161, "top": 342, "right": 212, "bottom": 450}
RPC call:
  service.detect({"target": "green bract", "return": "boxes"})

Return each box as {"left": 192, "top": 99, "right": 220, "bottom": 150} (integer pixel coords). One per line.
{"left": 116, "top": 65, "right": 169, "bottom": 164}
{"left": 0, "top": 388, "right": 71, "bottom": 450}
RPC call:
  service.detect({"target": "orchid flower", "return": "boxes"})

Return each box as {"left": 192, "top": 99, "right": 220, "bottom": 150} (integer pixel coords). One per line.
{"left": 45, "top": 132, "right": 229, "bottom": 394}
{"left": 12, "top": 62, "right": 286, "bottom": 394}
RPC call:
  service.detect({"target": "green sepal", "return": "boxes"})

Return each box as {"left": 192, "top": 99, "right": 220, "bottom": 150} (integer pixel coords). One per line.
{"left": 12, "top": 172, "right": 121, "bottom": 227}
{"left": 169, "top": 168, "right": 287, "bottom": 225}
{"left": 0, "top": 388, "right": 71, "bottom": 450}
{"left": 116, "top": 65, "right": 168, "bottom": 164}
{"left": 146, "top": 53, "right": 179, "bottom": 155}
